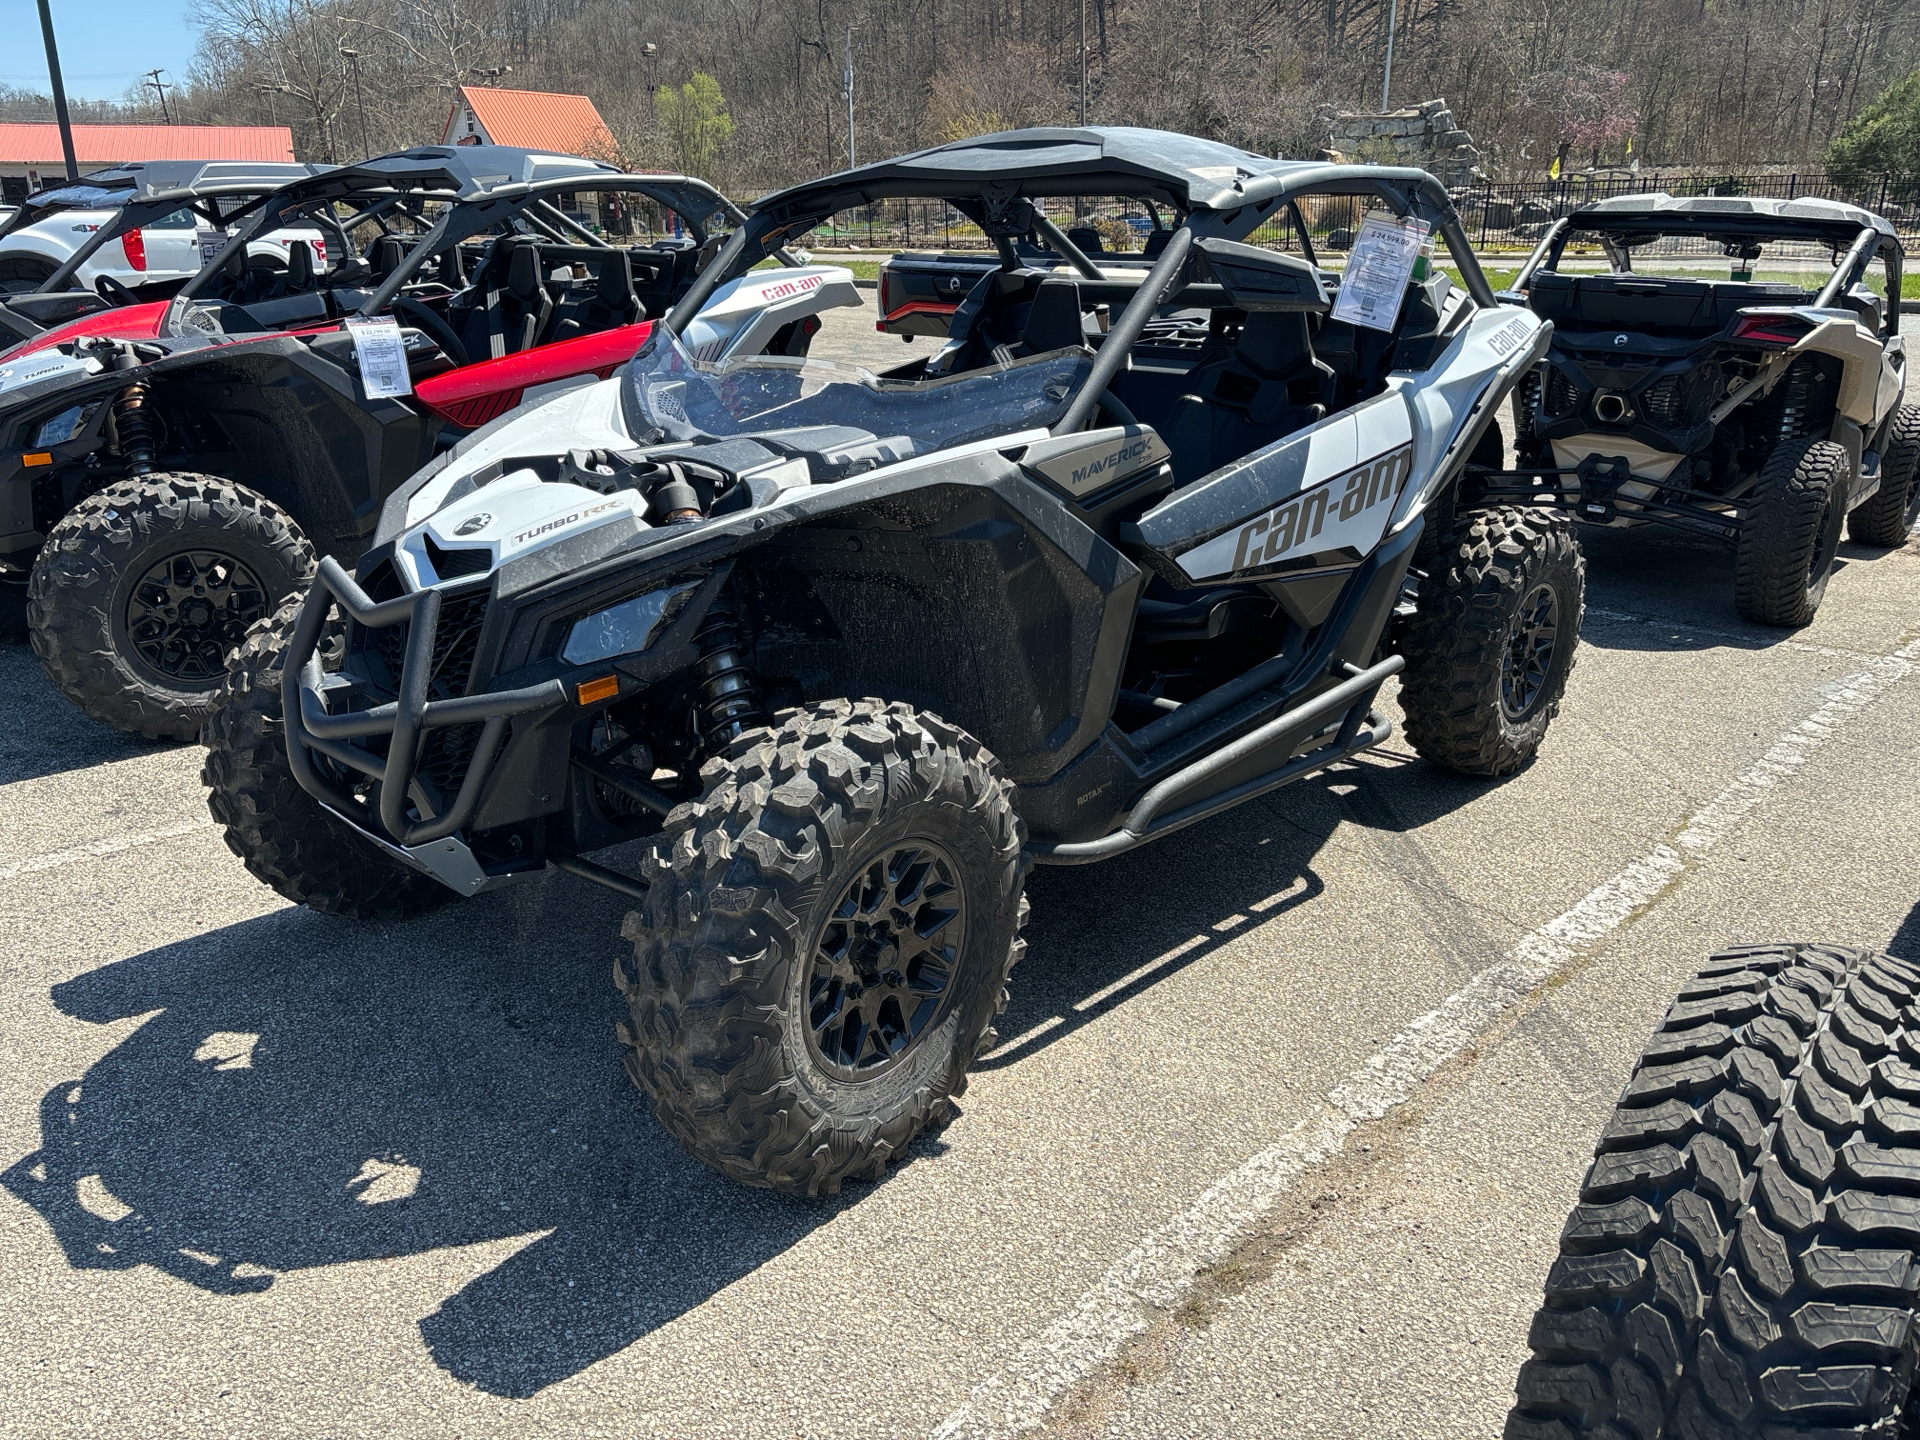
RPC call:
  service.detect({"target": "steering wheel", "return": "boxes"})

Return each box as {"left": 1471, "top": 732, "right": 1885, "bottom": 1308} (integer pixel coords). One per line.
{"left": 389, "top": 295, "right": 470, "bottom": 368}
{"left": 95, "top": 274, "right": 138, "bottom": 307}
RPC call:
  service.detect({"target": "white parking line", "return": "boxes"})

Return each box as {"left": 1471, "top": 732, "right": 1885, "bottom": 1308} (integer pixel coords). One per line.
{"left": 931, "top": 638, "right": 1920, "bottom": 1440}
{"left": 0, "top": 818, "right": 215, "bottom": 884}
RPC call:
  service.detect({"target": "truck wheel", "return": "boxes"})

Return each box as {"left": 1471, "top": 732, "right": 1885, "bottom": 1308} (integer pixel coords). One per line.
{"left": 619, "top": 699, "right": 1028, "bottom": 1196}
{"left": 28, "top": 475, "right": 316, "bottom": 740}
{"left": 201, "top": 599, "right": 451, "bottom": 921}
{"left": 1397, "top": 506, "right": 1584, "bottom": 777}
{"left": 1847, "top": 404, "right": 1920, "bottom": 548}
{"left": 0, "top": 255, "right": 57, "bottom": 294}
{"left": 1507, "top": 942, "right": 1920, "bottom": 1440}
{"left": 1735, "top": 437, "right": 1851, "bottom": 627}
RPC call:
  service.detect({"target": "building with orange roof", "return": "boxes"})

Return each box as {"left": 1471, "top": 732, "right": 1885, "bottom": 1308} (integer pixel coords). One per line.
{"left": 0, "top": 123, "right": 296, "bottom": 205}
{"left": 442, "top": 87, "right": 624, "bottom": 165}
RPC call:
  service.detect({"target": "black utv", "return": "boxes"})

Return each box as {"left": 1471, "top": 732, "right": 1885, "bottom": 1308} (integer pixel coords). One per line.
{"left": 1490, "top": 193, "right": 1912, "bottom": 626}
{"left": 203, "top": 127, "right": 1585, "bottom": 1195}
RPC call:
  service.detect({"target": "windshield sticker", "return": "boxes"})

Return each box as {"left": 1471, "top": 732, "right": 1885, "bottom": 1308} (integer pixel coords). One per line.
{"left": 1331, "top": 214, "right": 1429, "bottom": 334}
{"left": 344, "top": 316, "right": 413, "bottom": 399}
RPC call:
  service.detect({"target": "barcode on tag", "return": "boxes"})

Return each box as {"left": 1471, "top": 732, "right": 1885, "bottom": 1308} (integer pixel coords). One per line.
{"left": 343, "top": 316, "right": 414, "bottom": 399}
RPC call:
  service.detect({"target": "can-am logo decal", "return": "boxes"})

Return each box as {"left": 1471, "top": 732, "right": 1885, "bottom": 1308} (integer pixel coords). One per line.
{"left": 454, "top": 513, "right": 492, "bottom": 536}
{"left": 755, "top": 272, "right": 825, "bottom": 303}
{"left": 1486, "top": 316, "right": 1531, "bottom": 357}
{"left": 509, "top": 499, "right": 622, "bottom": 547}
{"left": 1229, "top": 444, "right": 1414, "bottom": 573}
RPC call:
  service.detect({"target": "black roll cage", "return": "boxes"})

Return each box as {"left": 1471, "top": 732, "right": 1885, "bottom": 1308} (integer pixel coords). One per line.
{"left": 654, "top": 163, "right": 1498, "bottom": 435}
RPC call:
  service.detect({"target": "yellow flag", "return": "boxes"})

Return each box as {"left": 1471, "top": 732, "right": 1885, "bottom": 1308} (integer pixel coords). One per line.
{"left": 1549, "top": 155, "right": 1561, "bottom": 180}
{"left": 1625, "top": 135, "right": 1634, "bottom": 156}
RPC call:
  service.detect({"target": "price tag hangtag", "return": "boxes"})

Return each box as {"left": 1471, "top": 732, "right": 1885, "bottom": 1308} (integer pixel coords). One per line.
{"left": 194, "top": 228, "right": 228, "bottom": 265}
{"left": 1330, "top": 212, "right": 1430, "bottom": 334}
{"left": 344, "top": 316, "right": 414, "bottom": 399}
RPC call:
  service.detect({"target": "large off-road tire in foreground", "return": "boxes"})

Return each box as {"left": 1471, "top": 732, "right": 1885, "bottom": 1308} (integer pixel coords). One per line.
{"left": 1848, "top": 404, "right": 1920, "bottom": 550}
{"left": 29, "top": 474, "right": 316, "bottom": 739}
{"left": 1397, "top": 505, "right": 1585, "bottom": 777}
{"left": 201, "top": 598, "right": 450, "bottom": 922}
{"left": 1735, "top": 438, "right": 1852, "bottom": 628}
{"left": 619, "top": 699, "right": 1028, "bottom": 1196}
{"left": 1508, "top": 942, "right": 1920, "bottom": 1440}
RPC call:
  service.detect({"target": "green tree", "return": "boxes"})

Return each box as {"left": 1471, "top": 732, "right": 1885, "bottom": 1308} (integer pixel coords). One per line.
{"left": 1827, "top": 70, "right": 1920, "bottom": 192}
{"left": 655, "top": 72, "right": 734, "bottom": 178}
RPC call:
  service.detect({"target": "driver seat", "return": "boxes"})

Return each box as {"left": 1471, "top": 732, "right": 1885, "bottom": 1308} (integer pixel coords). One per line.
{"left": 549, "top": 249, "right": 645, "bottom": 341}
{"left": 1164, "top": 311, "right": 1335, "bottom": 484}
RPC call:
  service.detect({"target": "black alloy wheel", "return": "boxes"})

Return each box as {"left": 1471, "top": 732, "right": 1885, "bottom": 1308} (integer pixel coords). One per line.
{"left": 806, "top": 842, "right": 967, "bottom": 1079}
{"left": 124, "top": 548, "right": 271, "bottom": 685}
{"left": 1499, "top": 581, "right": 1560, "bottom": 719}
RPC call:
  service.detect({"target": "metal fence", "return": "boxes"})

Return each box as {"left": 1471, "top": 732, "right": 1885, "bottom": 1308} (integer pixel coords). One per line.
{"left": 794, "top": 172, "right": 1919, "bottom": 256}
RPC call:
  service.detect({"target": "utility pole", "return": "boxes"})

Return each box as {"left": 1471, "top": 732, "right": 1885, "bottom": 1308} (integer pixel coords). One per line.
{"left": 145, "top": 69, "right": 174, "bottom": 123}
{"left": 339, "top": 47, "right": 368, "bottom": 158}
{"left": 36, "top": 0, "right": 79, "bottom": 182}
{"left": 1380, "top": 0, "right": 1398, "bottom": 112}
{"left": 1079, "top": 0, "right": 1087, "bottom": 126}
{"left": 843, "top": 27, "right": 855, "bottom": 169}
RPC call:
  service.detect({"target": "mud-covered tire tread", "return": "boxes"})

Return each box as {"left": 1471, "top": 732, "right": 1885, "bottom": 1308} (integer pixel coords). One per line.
{"left": 1506, "top": 942, "right": 1920, "bottom": 1440}
{"left": 28, "top": 473, "right": 316, "bottom": 739}
{"left": 1736, "top": 438, "right": 1851, "bottom": 627}
{"left": 1397, "top": 504, "right": 1585, "bottom": 777}
{"left": 617, "top": 699, "right": 1027, "bottom": 1197}
{"left": 1848, "top": 404, "right": 1920, "bottom": 549}
{"left": 200, "top": 597, "right": 450, "bottom": 921}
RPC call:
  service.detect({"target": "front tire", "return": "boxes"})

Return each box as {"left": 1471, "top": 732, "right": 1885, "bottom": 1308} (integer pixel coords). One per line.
{"left": 1398, "top": 506, "right": 1585, "bottom": 777}
{"left": 201, "top": 598, "right": 451, "bottom": 922}
{"left": 1736, "top": 437, "right": 1851, "bottom": 627}
{"left": 1847, "top": 404, "right": 1920, "bottom": 549}
{"left": 1507, "top": 943, "right": 1920, "bottom": 1440}
{"left": 28, "top": 475, "right": 317, "bottom": 739}
{"left": 619, "top": 699, "right": 1028, "bottom": 1196}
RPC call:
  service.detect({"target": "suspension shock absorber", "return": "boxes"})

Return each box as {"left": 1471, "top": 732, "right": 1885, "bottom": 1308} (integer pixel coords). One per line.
{"left": 110, "top": 353, "right": 157, "bottom": 476}
{"left": 691, "top": 594, "right": 763, "bottom": 750}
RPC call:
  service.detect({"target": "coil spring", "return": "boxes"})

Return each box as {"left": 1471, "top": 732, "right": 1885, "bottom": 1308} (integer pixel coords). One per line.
{"left": 692, "top": 596, "right": 762, "bottom": 750}
{"left": 113, "top": 382, "right": 157, "bottom": 475}
{"left": 1773, "top": 357, "right": 1824, "bottom": 444}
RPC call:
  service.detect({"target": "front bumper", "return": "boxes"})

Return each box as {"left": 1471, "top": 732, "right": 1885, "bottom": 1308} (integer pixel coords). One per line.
{"left": 283, "top": 556, "right": 570, "bottom": 891}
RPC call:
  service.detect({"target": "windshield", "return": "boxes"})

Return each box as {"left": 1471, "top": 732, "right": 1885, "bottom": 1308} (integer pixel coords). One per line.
{"left": 621, "top": 329, "right": 1089, "bottom": 454}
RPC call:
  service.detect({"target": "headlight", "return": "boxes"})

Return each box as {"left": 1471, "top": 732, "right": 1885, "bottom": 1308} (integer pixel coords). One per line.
{"left": 33, "top": 402, "right": 96, "bottom": 446}
{"left": 562, "top": 581, "right": 698, "bottom": 666}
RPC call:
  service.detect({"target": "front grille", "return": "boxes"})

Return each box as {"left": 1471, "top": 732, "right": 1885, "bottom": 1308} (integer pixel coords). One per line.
{"left": 425, "top": 535, "right": 492, "bottom": 579}
{"left": 369, "top": 585, "right": 492, "bottom": 798}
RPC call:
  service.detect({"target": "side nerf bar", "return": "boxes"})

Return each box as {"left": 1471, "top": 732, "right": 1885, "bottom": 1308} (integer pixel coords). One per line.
{"left": 283, "top": 556, "right": 570, "bottom": 848}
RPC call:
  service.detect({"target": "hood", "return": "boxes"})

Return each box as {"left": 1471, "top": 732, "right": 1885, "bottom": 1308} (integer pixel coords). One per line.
{"left": 1, "top": 300, "right": 170, "bottom": 360}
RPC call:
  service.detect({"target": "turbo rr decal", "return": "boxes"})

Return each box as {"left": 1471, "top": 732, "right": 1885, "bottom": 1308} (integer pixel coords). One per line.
{"left": 1190, "top": 444, "right": 1415, "bottom": 580}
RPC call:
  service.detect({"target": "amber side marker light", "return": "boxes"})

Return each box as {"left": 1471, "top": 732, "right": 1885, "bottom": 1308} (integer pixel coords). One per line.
{"left": 577, "top": 674, "right": 620, "bottom": 705}
{"left": 23, "top": 452, "right": 53, "bottom": 467}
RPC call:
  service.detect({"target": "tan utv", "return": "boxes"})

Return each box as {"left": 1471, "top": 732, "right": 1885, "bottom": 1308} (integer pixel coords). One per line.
{"left": 1483, "top": 193, "right": 1912, "bottom": 626}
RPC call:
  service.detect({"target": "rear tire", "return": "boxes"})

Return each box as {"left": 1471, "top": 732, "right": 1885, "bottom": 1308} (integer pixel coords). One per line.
{"left": 1847, "top": 404, "right": 1920, "bottom": 549}
{"left": 0, "top": 254, "right": 58, "bottom": 294}
{"left": 619, "top": 699, "right": 1028, "bottom": 1196}
{"left": 1735, "top": 438, "right": 1851, "bottom": 627}
{"left": 1398, "top": 506, "right": 1585, "bottom": 777}
{"left": 1507, "top": 942, "right": 1920, "bottom": 1440}
{"left": 27, "top": 474, "right": 316, "bottom": 739}
{"left": 201, "top": 598, "right": 451, "bottom": 922}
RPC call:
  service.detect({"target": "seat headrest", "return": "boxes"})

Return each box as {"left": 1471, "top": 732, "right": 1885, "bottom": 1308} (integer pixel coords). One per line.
{"left": 507, "top": 242, "right": 543, "bottom": 300}
{"left": 1065, "top": 224, "right": 1104, "bottom": 255}
{"left": 284, "top": 239, "right": 312, "bottom": 289}
{"left": 369, "top": 234, "right": 408, "bottom": 280}
{"left": 596, "top": 249, "right": 635, "bottom": 306}
{"left": 1022, "top": 279, "right": 1087, "bottom": 354}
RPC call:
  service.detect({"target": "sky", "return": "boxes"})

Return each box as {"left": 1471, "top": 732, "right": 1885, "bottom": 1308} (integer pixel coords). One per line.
{"left": 3, "top": 0, "right": 204, "bottom": 105}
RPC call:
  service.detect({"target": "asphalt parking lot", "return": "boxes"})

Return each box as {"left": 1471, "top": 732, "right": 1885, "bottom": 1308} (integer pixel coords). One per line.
{"left": 2, "top": 304, "right": 1916, "bottom": 1439}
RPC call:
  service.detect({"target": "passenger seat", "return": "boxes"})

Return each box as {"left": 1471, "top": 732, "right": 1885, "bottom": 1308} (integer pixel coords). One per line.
{"left": 1163, "top": 310, "right": 1335, "bottom": 484}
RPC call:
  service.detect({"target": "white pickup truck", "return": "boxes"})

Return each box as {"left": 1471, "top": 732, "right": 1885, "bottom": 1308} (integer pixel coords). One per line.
{"left": 0, "top": 161, "right": 328, "bottom": 297}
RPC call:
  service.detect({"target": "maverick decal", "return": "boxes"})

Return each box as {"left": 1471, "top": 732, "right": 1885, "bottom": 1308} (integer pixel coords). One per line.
{"left": 1179, "top": 443, "right": 1415, "bottom": 581}
{"left": 1031, "top": 428, "right": 1171, "bottom": 498}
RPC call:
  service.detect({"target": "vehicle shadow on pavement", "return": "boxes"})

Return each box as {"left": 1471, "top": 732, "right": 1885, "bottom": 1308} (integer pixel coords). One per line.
{"left": 983, "top": 754, "right": 1505, "bottom": 1071}
{"left": 0, "top": 870, "right": 867, "bottom": 1399}
{"left": 1889, "top": 898, "right": 1920, "bottom": 964}
{"left": 0, "top": 640, "right": 173, "bottom": 785}
{"left": 1574, "top": 526, "right": 1885, "bottom": 654}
